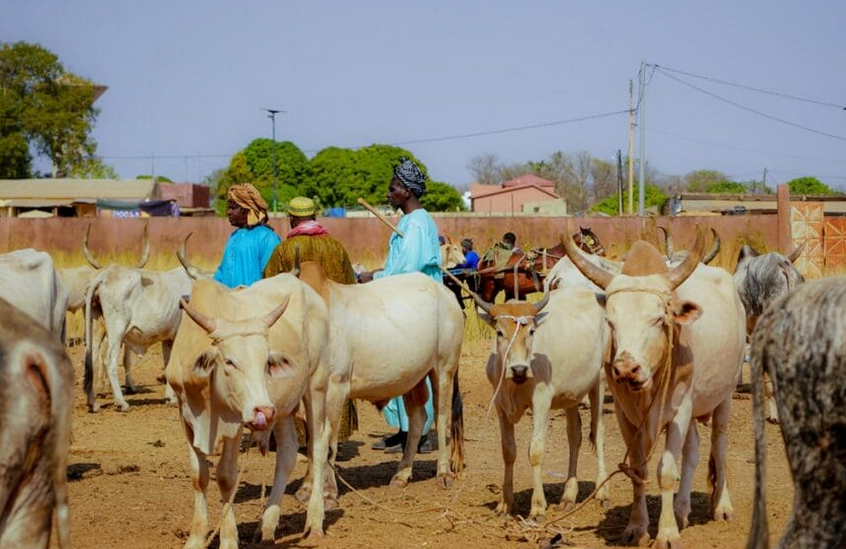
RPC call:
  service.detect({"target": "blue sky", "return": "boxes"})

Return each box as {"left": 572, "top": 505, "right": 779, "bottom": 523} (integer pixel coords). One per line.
{"left": 4, "top": 0, "right": 845, "bottom": 189}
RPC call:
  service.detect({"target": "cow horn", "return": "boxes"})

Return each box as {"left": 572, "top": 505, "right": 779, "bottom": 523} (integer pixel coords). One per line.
{"left": 787, "top": 241, "right": 806, "bottom": 263}
{"left": 561, "top": 234, "right": 614, "bottom": 290}
{"left": 82, "top": 224, "right": 103, "bottom": 269}
{"left": 534, "top": 289, "right": 551, "bottom": 313}
{"left": 291, "top": 245, "right": 301, "bottom": 277}
{"left": 666, "top": 228, "right": 705, "bottom": 290}
{"left": 180, "top": 298, "right": 217, "bottom": 334}
{"left": 702, "top": 228, "right": 721, "bottom": 265}
{"left": 441, "top": 267, "right": 493, "bottom": 314}
{"left": 263, "top": 296, "right": 290, "bottom": 327}
{"left": 177, "top": 233, "right": 213, "bottom": 280}
{"left": 135, "top": 223, "right": 151, "bottom": 269}
{"left": 658, "top": 226, "right": 674, "bottom": 260}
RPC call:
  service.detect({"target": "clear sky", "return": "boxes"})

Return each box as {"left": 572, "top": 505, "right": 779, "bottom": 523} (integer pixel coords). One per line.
{"left": 4, "top": 0, "right": 845, "bottom": 189}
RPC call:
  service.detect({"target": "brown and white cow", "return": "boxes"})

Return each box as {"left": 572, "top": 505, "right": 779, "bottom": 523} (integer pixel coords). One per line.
{"left": 471, "top": 286, "right": 610, "bottom": 520}
{"left": 297, "top": 263, "right": 465, "bottom": 498}
{"left": 165, "top": 275, "right": 331, "bottom": 548}
{"left": 0, "top": 297, "right": 74, "bottom": 549}
{"left": 564, "top": 230, "right": 745, "bottom": 548}
{"left": 747, "top": 275, "right": 846, "bottom": 549}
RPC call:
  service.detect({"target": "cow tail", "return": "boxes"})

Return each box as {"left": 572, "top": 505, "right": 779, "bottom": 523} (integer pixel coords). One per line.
{"left": 83, "top": 275, "right": 100, "bottom": 412}
{"left": 746, "top": 334, "right": 769, "bottom": 549}
{"left": 449, "top": 370, "right": 465, "bottom": 473}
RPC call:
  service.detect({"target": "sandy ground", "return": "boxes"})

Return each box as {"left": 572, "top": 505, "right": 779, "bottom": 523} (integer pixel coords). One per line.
{"left": 56, "top": 331, "right": 793, "bottom": 549}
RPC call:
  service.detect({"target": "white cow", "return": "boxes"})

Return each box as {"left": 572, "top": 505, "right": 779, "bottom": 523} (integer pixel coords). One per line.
{"left": 83, "top": 264, "right": 193, "bottom": 412}
{"left": 0, "top": 249, "right": 69, "bottom": 342}
{"left": 472, "top": 287, "right": 610, "bottom": 519}
{"left": 297, "top": 263, "right": 465, "bottom": 499}
{"left": 166, "top": 275, "right": 331, "bottom": 547}
{"left": 564, "top": 231, "right": 745, "bottom": 548}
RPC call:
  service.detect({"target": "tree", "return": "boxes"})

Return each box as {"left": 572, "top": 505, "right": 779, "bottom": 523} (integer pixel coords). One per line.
{"left": 591, "top": 184, "right": 667, "bottom": 216}
{"left": 683, "top": 169, "right": 728, "bottom": 192}
{"left": 136, "top": 174, "right": 173, "bottom": 182}
{"left": 0, "top": 41, "right": 103, "bottom": 178}
{"left": 590, "top": 158, "right": 617, "bottom": 202}
{"left": 467, "top": 153, "right": 502, "bottom": 185}
{"left": 420, "top": 180, "right": 466, "bottom": 212}
{"left": 745, "top": 179, "right": 774, "bottom": 195}
{"left": 69, "top": 156, "right": 117, "bottom": 179}
{"left": 705, "top": 181, "right": 747, "bottom": 194}
{"left": 787, "top": 176, "right": 839, "bottom": 196}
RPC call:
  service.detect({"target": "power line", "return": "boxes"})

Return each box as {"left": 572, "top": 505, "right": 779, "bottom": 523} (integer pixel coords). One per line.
{"left": 652, "top": 64, "right": 846, "bottom": 110}
{"left": 654, "top": 67, "right": 846, "bottom": 142}
{"left": 390, "top": 109, "right": 629, "bottom": 146}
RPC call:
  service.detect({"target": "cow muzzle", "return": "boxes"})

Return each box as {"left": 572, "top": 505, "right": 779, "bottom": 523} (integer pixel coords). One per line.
{"left": 611, "top": 352, "right": 650, "bottom": 392}
{"left": 246, "top": 405, "right": 276, "bottom": 431}
{"left": 509, "top": 364, "right": 531, "bottom": 384}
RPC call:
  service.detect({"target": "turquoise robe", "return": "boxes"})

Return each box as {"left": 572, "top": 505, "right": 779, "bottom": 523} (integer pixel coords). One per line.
{"left": 214, "top": 224, "right": 281, "bottom": 288}
{"left": 374, "top": 209, "right": 441, "bottom": 434}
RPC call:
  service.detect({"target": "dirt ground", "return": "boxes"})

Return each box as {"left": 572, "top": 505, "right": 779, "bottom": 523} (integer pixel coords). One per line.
{"left": 56, "top": 332, "right": 793, "bottom": 549}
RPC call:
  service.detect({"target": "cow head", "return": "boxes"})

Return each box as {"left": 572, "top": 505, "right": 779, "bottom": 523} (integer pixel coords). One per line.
{"left": 441, "top": 242, "right": 466, "bottom": 269}
{"left": 178, "top": 297, "right": 292, "bottom": 431}
{"left": 472, "top": 291, "right": 551, "bottom": 384}
{"left": 563, "top": 230, "right": 705, "bottom": 392}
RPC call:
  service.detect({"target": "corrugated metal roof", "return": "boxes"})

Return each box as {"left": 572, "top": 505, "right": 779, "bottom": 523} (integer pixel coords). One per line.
{"left": 0, "top": 179, "right": 158, "bottom": 200}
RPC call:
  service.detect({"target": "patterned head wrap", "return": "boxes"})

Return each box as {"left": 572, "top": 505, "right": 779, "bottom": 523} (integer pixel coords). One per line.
{"left": 227, "top": 184, "right": 268, "bottom": 226}
{"left": 393, "top": 157, "right": 426, "bottom": 198}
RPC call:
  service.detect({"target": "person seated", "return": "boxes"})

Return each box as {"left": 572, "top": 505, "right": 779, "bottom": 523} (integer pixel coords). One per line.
{"left": 502, "top": 231, "right": 521, "bottom": 254}
{"left": 454, "top": 238, "right": 480, "bottom": 271}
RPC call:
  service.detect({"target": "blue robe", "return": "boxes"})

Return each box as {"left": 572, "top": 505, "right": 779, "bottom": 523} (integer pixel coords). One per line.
{"left": 374, "top": 209, "right": 441, "bottom": 434}
{"left": 214, "top": 224, "right": 281, "bottom": 288}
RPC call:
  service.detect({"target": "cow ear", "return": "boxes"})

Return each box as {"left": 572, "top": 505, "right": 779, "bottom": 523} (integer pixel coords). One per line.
{"left": 23, "top": 353, "right": 51, "bottom": 402}
{"left": 737, "top": 245, "right": 758, "bottom": 263}
{"left": 594, "top": 293, "right": 607, "bottom": 308}
{"left": 476, "top": 307, "right": 495, "bottom": 326}
{"left": 192, "top": 351, "right": 217, "bottom": 378}
{"left": 673, "top": 301, "right": 702, "bottom": 325}
{"left": 267, "top": 352, "right": 296, "bottom": 379}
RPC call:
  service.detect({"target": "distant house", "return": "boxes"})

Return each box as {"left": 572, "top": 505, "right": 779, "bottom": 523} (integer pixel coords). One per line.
{"left": 674, "top": 193, "right": 846, "bottom": 216}
{"left": 0, "top": 179, "right": 161, "bottom": 218}
{"left": 470, "top": 174, "right": 564, "bottom": 215}
{"left": 159, "top": 182, "right": 214, "bottom": 215}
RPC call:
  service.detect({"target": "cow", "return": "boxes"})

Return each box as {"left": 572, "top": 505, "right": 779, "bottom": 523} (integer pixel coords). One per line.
{"left": 747, "top": 276, "right": 846, "bottom": 549}
{"left": 440, "top": 239, "right": 466, "bottom": 269}
{"left": 296, "top": 262, "right": 465, "bottom": 502}
{"left": 469, "top": 285, "right": 610, "bottom": 519}
{"left": 733, "top": 242, "right": 804, "bottom": 424}
{"left": 0, "top": 249, "right": 69, "bottom": 343}
{"left": 0, "top": 297, "right": 74, "bottom": 549}
{"left": 83, "top": 264, "right": 193, "bottom": 412}
{"left": 165, "top": 275, "right": 331, "bottom": 547}
{"left": 563, "top": 230, "right": 746, "bottom": 548}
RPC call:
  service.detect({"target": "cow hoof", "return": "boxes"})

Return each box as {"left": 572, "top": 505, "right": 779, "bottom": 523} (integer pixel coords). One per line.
{"left": 530, "top": 513, "right": 546, "bottom": 524}
{"left": 304, "top": 524, "right": 325, "bottom": 539}
{"left": 620, "top": 526, "right": 650, "bottom": 547}
{"left": 87, "top": 403, "right": 100, "bottom": 413}
{"left": 124, "top": 386, "right": 138, "bottom": 395}
{"left": 252, "top": 528, "right": 275, "bottom": 545}
{"left": 675, "top": 514, "right": 690, "bottom": 529}
{"left": 390, "top": 477, "right": 408, "bottom": 489}
{"left": 765, "top": 416, "right": 779, "bottom": 425}
{"left": 117, "top": 402, "right": 130, "bottom": 412}
{"left": 714, "top": 507, "right": 735, "bottom": 522}
{"left": 655, "top": 533, "right": 683, "bottom": 549}
{"left": 295, "top": 487, "right": 311, "bottom": 504}
{"left": 437, "top": 473, "right": 455, "bottom": 489}
{"left": 558, "top": 501, "right": 575, "bottom": 513}
{"left": 597, "top": 497, "right": 611, "bottom": 510}
{"left": 324, "top": 497, "right": 339, "bottom": 511}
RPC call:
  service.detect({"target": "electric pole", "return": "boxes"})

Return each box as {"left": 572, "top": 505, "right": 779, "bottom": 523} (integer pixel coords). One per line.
{"left": 627, "top": 79, "right": 635, "bottom": 215}
{"left": 638, "top": 61, "right": 646, "bottom": 217}
{"left": 262, "top": 108, "right": 285, "bottom": 214}
{"left": 617, "top": 149, "right": 624, "bottom": 216}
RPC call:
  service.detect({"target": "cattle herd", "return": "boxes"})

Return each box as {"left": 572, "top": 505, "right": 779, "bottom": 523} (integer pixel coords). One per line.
{"left": 0, "top": 225, "right": 843, "bottom": 549}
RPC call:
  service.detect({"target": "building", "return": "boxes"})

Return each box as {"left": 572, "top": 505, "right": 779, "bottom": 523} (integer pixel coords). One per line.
{"left": 673, "top": 193, "right": 846, "bottom": 216}
{"left": 159, "top": 182, "right": 214, "bottom": 215}
{"left": 470, "top": 174, "right": 564, "bottom": 215}
{"left": 0, "top": 179, "right": 161, "bottom": 218}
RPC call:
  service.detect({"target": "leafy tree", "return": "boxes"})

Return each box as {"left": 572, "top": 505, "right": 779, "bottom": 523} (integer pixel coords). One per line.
{"left": 301, "top": 146, "right": 362, "bottom": 207}
{"left": 69, "top": 156, "right": 117, "bottom": 179}
{"left": 787, "top": 176, "right": 839, "bottom": 196}
{"left": 591, "top": 184, "right": 667, "bottom": 216}
{"left": 0, "top": 41, "right": 102, "bottom": 178}
{"left": 684, "top": 169, "right": 728, "bottom": 192}
{"left": 705, "top": 181, "right": 747, "bottom": 194}
{"left": 136, "top": 174, "right": 173, "bottom": 182}
{"left": 420, "top": 180, "right": 466, "bottom": 212}
{"left": 745, "top": 180, "right": 774, "bottom": 195}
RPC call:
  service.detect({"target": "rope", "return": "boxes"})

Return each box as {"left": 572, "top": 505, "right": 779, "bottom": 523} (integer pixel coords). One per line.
{"left": 485, "top": 315, "right": 531, "bottom": 419}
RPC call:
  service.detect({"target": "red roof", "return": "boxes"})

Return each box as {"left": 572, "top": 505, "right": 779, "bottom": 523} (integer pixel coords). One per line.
{"left": 501, "top": 174, "right": 556, "bottom": 188}
{"left": 471, "top": 184, "right": 558, "bottom": 200}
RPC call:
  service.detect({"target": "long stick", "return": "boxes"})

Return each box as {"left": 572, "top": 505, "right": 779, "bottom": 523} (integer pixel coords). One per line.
{"left": 357, "top": 198, "right": 404, "bottom": 237}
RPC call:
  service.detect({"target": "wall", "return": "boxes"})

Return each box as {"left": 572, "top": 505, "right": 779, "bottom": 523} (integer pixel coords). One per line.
{"left": 0, "top": 215, "right": 779, "bottom": 267}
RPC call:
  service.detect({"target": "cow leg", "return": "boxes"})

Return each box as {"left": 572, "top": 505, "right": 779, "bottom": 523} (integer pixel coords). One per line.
{"left": 215, "top": 436, "right": 240, "bottom": 549}
{"left": 674, "top": 421, "right": 699, "bottom": 529}
{"left": 618, "top": 412, "right": 650, "bottom": 547}
{"left": 304, "top": 378, "right": 329, "bottom": 538}
{"left": 559, "top": 407, "right": 582, "bottom": 512}
{"left": 390, "top": 388, "right": 427, "bottom": 488}
{"left": 528, "top": 390, "right": 552, "bottom": 520}
{"left": 104, "top": 329, "right": 130, "bottom": 411}
{"left": 319, "top": 377, "right": 350, "bottom": 505}
{"left": 123, "top": 347, "right": 137, "bottom": 394}
{"left": 763, "top": 372, "right": 779, "bottom": 424}
{"left": 93, "top": 318, "right": 107, "bottom": 396}
{"left": 162, "top": 340, "right": 177, "bottom": 405}
{"left": 588, "top": 376, "right": 610, "bottom": 507}
{"left": 183, "top": 442, "right": 210, "bottom": 549}
{"left": 257, "top": 416, "right": 298, "bottom": 543}
{"left": 432, "top": 368, "right": 454, "bottom": 487}
{"left": 655, "top": 401, "right": 692, "bottom": 549}
{"left": 709, "top": 397, "right": 735, "bottom": 522}
{"left": 494, "top": 406, "right": 516, "bottom": 516}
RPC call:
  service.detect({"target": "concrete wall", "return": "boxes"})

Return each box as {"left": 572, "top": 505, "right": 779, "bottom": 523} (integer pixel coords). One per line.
{"left": 0, "top": 215, "right": 779, "bottom": 267}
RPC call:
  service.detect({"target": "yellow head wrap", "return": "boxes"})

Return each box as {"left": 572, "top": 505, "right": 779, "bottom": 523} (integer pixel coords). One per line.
{"left": 227, "top": 184, "right": 268, "bottom": 226}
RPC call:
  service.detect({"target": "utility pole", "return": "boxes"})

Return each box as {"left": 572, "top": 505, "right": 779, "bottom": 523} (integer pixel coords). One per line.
{"left": 262, "top": 108, "right": 285, "bottom": 214}
{"left": 627, "top": 79, "right": 635, "bottom": 215}
{"left": 762, "top": 167, "right": 768, "bottom": 192}
{"left": 638, "top": 61, "right": 646, "bottom": 216}
{"left": 616, "top": 149, "right": 624, "bottom": 216}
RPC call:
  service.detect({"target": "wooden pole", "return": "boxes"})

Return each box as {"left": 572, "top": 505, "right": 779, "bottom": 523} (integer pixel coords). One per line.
{"left": 627, "top": 79, "right": 635, "bottom": 215}
{"left": 357, "top": 198, "right": 404, "bottom": 237}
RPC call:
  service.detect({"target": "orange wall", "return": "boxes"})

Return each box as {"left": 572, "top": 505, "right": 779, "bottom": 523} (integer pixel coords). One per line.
{"left": 0, "top": 215, "right": 778, "bottom": 267}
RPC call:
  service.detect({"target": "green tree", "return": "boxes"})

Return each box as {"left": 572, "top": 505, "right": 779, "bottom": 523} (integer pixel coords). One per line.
{"left": 705, "top": 181, "right": 747, "bottom": 194}
{"left": 684, "top": 169, "right": 728, "bottom": 192}
{"left": 420, "top": 180, "right": 466, "bottom": 212}
{"left": 787, "top": 176, "right": 839, "bottom": 196}
{"left": 136, "top": 174, "right": 173, "bottom": 182}
{"left": 591, "top": 184, "right": 667, "bottom": 216}
{"left": 0, "top": 41, "right": 103, "bottom": 178}
{"left": 301, "top": 147, "right": 362, "bottom": 207}
{"left": 69, "top": 156, "right": 117, "bottom": 179}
